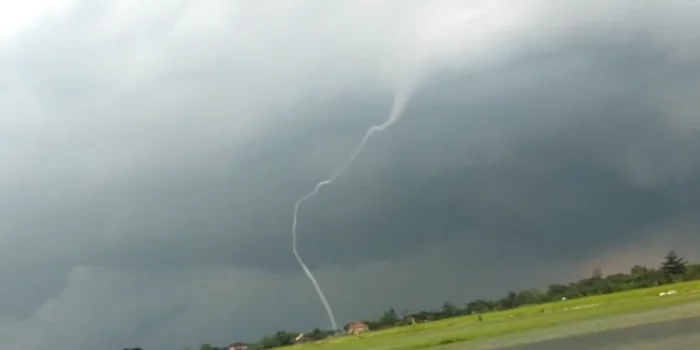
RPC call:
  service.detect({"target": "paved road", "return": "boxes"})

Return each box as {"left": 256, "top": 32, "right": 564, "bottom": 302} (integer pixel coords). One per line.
{"left": 498, "top": 315, "right": 700, "bottom": 350}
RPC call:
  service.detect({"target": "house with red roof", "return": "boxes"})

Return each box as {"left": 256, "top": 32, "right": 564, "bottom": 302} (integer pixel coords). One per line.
{"left": 346, "top": 322, "right": 369, "bottom": 335}
{"left": 229, "top": 342, "right": 248, "bottom": 350}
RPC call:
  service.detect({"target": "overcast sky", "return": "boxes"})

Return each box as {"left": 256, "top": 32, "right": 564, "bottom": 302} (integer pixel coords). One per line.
{"left": 1, "top": 0, "right": 700, "bottom": 349}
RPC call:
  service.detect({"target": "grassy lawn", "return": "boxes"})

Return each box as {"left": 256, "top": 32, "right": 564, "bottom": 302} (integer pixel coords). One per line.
{"left": 290, "top": 280, "right": 700, "bottom": 350}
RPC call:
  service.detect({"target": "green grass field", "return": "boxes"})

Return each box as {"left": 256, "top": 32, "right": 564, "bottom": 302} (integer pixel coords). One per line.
{"left": 291, "top": 281, "right": 700, "bottom": 350}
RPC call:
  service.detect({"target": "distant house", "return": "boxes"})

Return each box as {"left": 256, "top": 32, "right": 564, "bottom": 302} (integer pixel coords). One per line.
{"left": 346, "top": 322, "right": 369, "bottom": 335}
{"left": 229, "top": 342, "right": 248, "bottom": 350}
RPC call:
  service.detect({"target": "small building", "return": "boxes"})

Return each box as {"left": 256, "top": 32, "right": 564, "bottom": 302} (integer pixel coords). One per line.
{"left": 346, "top": 322, "right": 369, "bottom": 335}
{"left": 229, "top": 342, "right": 248, "bottom": 350}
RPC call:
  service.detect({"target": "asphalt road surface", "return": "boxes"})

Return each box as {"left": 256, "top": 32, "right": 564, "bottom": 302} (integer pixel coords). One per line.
{"left": 498, "top": 315, "right": 700, "bottom": 350}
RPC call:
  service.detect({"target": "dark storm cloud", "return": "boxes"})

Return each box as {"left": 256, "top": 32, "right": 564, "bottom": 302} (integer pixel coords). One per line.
{"left": 1, "top": 1, "right": 700, "bottom": 350}
{"left": 223, "top": 41, "right": 700, "bottom": 271}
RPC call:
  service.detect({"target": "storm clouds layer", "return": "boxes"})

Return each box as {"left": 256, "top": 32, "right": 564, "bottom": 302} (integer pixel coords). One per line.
{"left": 1, "top": 1, "right": 700, "bottom": 349}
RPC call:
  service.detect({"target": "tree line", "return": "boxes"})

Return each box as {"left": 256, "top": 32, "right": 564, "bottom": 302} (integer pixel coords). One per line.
{"left": 127, "top": 250, "right": 699, "bottom": 350}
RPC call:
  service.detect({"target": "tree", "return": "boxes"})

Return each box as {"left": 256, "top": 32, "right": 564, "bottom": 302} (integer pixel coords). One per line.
{"left": 498, "top": 291, "right": 518, "bottom": 309}
{"left": 546, "top": 284, "right": 568, "bottom": 298}
{"left": 465, "top": 299, "right": 491, "bottom": 314}
{"left": 441, "top": 302, "right": 458, "bottom": 317}
{"left": 630, "top": 264, "right": 649, "bottom": 275}
{"left": 377, "top": 307, "right": 399, "bottom": 327}
{"left": 588, "top": 278, "right": 614, "bottom": 295}
{"left": 515, "top": 289, "right": 544, "bottom": 306}
{"left": 661, "top": 250, "right": 687, "bottom": 276}
{"left": 686, "top": 264, "right": 700, "bottom": 280}
{"left": 592, "top": 267, "right": 603, "bottom": 279}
